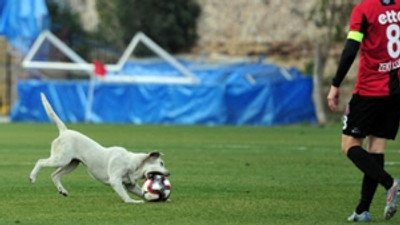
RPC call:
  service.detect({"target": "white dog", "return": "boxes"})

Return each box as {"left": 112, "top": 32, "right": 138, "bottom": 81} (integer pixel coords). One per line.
{"left": 29, "top": 93, "right": 170, "bottom": 203}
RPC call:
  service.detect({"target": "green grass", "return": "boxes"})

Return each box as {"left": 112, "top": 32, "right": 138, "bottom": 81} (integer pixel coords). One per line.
{"left": 1, "top": 123, "right": 400, "bottom": 224}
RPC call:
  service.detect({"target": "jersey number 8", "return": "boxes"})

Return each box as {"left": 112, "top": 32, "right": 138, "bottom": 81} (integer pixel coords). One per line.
{"left": 387, "top": 24, "right": 400, "bottom": 58}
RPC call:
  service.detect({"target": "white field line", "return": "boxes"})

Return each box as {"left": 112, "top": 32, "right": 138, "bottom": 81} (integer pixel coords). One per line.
{"left": 385, "top": 161, "right": 400, "bottom": 166}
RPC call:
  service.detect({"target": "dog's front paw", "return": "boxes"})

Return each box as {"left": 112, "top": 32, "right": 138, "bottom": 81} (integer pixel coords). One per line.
{"left": 29, "top": 177, "right": 36, "bottom": 184}
{"left": 124, "top": 199, "right": 144, "bottom": 204}
{"left": 59, "top": 189, "right": 69, "bottom": 197}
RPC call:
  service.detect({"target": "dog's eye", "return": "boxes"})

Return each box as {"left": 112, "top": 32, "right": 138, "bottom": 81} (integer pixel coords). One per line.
{"left": 160, "top": 161, "right": 164, "bottom": 167}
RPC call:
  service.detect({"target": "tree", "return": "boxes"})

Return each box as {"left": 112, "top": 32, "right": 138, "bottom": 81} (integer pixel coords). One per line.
{"left": 310, "top": 0, "right": 357, "bottom": 124}
{"left": 46, "top": 0, "right": 93, "bottom": 60}
{"left": 96, "top": 0, "right": 201, "bottom": 54}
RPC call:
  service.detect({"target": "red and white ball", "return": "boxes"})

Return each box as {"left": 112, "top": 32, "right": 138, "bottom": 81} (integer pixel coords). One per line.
{"left": 142, "top": 175, "right": 171, "bottom": 202}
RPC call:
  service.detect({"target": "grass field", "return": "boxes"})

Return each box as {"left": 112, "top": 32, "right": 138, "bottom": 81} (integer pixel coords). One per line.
{"left": 1, "top": 123, "right": 400, "bottom": 225}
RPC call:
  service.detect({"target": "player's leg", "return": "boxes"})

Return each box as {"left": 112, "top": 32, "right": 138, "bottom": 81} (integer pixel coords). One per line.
{"left": 344, "top": 134, "right": 395, "bottom": 221}
{"left": 354, "top": 137, "right": 385, "bottom": 216}
{"left": 372, "top": 95, "right": 400, "bottom": 220}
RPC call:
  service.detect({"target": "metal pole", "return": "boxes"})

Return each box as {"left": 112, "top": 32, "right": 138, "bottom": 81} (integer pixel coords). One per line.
{"left": 6, "top": 49, "right": 11, "bottom": 114}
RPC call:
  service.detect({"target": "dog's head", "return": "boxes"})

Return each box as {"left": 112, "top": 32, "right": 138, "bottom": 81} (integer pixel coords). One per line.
{"left": 141, "top": 151, "right": 170, "bottom": 179}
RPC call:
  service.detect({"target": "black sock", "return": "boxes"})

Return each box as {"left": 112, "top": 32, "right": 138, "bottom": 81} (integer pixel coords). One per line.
{"left": 347, "top": 146, "right": 393, "bottom": 190}
{"left": 355, "top": 153, "right": 384, "bottom": 214}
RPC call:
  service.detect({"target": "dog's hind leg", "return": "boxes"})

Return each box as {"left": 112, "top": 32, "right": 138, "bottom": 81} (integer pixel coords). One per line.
{"left": 29, "top": 154, "right": 73, "bottom": 184}
{"left": 51, "top": 159, "right": 80, "bottom": 196}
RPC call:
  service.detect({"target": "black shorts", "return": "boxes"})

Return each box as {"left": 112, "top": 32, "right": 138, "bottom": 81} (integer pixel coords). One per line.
{"left": 342, "top": 94, "right": 400, "bottom": 139}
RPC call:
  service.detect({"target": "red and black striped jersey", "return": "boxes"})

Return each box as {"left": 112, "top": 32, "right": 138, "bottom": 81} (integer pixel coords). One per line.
{"left": 349, "top": 0, "right": 400, "bottom": 96}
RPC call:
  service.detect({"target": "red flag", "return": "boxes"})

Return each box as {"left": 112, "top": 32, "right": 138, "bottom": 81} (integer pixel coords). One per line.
{"left": 93, "top": 60, "right": 106, "bottom": 77}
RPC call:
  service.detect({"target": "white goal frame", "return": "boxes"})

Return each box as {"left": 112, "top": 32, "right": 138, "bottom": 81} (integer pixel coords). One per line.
{"left": 22, "top": 30, "right": 200, "bottom": 122}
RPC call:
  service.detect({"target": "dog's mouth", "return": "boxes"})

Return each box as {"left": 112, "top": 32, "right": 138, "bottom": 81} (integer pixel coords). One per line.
{"left": 145, "top": 171, "right": 170, "bottom": 179}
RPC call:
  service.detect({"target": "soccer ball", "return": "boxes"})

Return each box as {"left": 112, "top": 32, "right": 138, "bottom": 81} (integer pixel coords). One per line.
{"left": 142, "top": 175, "right": 171, "bottom": 202}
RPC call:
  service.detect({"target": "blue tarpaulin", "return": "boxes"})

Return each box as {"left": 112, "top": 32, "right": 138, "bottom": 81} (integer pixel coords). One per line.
{"left": 0, "top": 0, "right": 49, "bottom": 54}
{"left": 10, "top": 61, "right": 316, "bottom": 126}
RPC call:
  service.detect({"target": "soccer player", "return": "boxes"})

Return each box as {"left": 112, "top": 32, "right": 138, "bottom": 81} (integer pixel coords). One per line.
{"left": 327, "top": 0, "right": 400, "bottom": 222}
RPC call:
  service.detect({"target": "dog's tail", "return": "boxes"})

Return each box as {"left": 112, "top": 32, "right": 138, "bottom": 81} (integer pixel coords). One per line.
{"left": 40, "top": 93, "right": 67, "bottom": 133}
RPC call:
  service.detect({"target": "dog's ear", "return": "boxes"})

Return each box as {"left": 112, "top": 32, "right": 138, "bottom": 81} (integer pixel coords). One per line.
{"left": 148, "top": 151, "right": 163, "bottom": 158}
